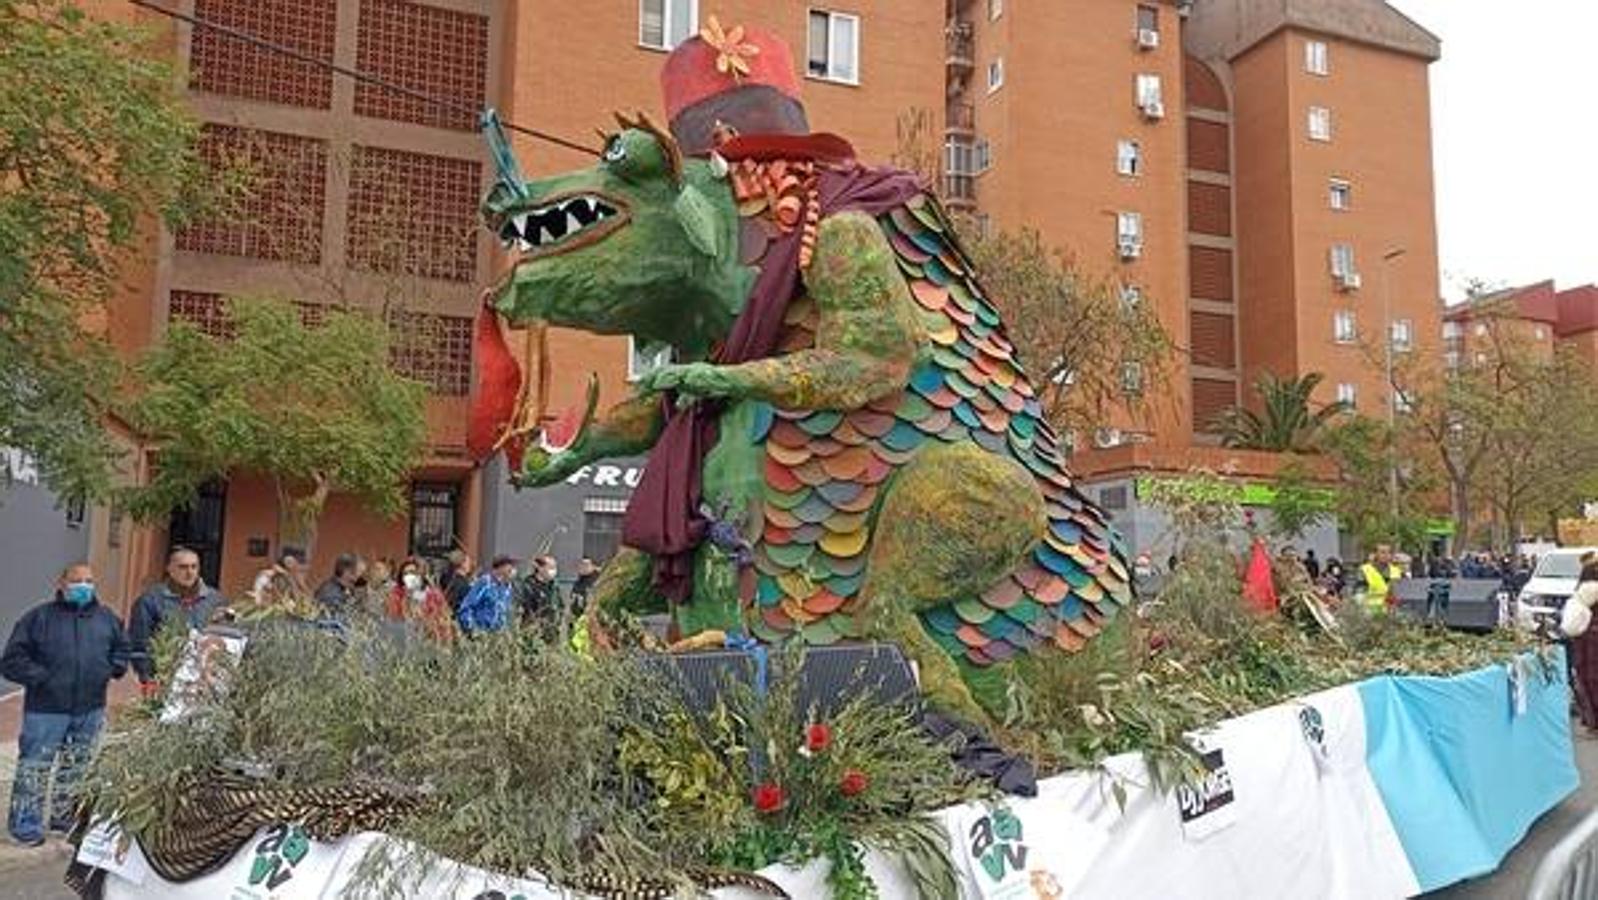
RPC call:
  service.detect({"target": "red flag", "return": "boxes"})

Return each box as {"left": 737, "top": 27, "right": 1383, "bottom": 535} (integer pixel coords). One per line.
{"left": 1242, "top": 537, "right": 1279, "bottom": 614}
{"left": 467, "top": 305, "right": 525, "bottom": 468}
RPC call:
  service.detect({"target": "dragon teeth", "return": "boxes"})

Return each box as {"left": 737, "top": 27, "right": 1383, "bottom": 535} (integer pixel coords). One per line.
{"left": 505, "top": 195, "right": 620, "bottom": 251}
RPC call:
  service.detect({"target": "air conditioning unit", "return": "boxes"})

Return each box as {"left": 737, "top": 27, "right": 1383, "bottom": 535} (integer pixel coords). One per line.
{"left": 1118, "top": 239, "right": 1142, "bottom": 260}
{"left": 1141, "top": 100, "right": 1165, "bottom": 120}
{"left": 1337, "top": 271, "right": 1363, "bottom": 291}
{"left": 1136, "top": 28, "right": 1160, "bottom": 50}
{"left": 1093, "top": 427, "right": 1124, "bottom": 449}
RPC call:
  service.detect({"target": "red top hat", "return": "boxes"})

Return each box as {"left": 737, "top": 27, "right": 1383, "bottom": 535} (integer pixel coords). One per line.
{"left": 660, "top": 16, "right": 851, "bottom": 161}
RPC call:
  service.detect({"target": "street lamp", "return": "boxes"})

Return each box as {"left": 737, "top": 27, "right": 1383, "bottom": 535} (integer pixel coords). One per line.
{"left": 1381, "top": 247, "right": 1407, "bottom": 526}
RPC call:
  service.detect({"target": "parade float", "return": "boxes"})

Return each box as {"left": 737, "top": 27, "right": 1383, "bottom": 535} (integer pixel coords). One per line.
{"left": 68, "top": 20, "right": 1576, "bottom": 900}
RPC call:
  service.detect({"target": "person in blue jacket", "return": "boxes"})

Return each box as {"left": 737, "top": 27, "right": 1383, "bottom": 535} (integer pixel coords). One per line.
{"left": 457, "top": 556, "right": 518, "bottom": 634}
{"left": 1, "top": 562, "right": 129, "bottom": 846}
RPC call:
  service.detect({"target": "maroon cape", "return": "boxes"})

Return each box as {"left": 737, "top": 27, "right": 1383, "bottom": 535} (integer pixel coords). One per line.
{"left": 622, "top": 163, "right": 925, "bottom": 601}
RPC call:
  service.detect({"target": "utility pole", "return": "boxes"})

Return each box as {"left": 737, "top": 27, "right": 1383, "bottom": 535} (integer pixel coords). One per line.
{"left": 1382, "top": 247, "right": 1407, "bottom": 529}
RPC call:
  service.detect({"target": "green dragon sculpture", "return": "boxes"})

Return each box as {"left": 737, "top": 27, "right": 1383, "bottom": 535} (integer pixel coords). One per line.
{"left": 470, "top": 29, "right": 1131, "bottom": 719}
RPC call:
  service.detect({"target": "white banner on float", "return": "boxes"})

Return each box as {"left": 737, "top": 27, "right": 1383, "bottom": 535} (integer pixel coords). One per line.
{"left": 104, "top": 664, "right": 1573, "bottom": 900}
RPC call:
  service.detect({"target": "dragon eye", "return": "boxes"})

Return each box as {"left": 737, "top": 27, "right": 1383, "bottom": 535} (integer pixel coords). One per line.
{"left": 603, "top": 137, "right": 627, "bottom": 163}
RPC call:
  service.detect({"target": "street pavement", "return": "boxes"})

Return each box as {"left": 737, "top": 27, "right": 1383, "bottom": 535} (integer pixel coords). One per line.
{"left": 0, "top": 719, "right": 1594, "bottom": 898}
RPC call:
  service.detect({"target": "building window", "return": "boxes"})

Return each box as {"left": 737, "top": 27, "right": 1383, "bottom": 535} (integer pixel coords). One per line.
{"left": 1534, "top": 325, "right": 1548, "bottom": 341}
{"left": 628, "top": 336, "right": 673, "bottom": 381}
{"left": 1329, "top": 243, "right": 1357, "bottom": 278}
{"left": 1117, "top": 212, "right": 1143, "bottom": 257}
{"left": 1120, "top": 283, "right": 1143, "bottom": 311}
{"left": 1391, "top": 319, "right": 1414, "bottom": 352}
{"left": 1329, "top": 179, "right": 1352, "bottom": 211}
{"left": 1121, "top": 361, "right": 1144, "bottom": 395}
{"left": 974, "top": 138, "right": 992, "bottom": 173}
{"left": 1135, "top": 73, "right": 1163, "bottom": 111}
{"left": 1305, "top": 39, "right": 1329, "bottom": 75}
{"left": 1395, "top": 389, "right": 1413, "bottom": 414}
{"left": 807, "top": 10, "right": 860, "bottom": 84}
{"left": 1442, "top": 321, "right": 1463, "bottom": 340}
{"left": 355, "top": 0, "right": 488, "bottom": 131}
{"left": 1474, "top": 351, "right": 1488, "bottom": 365}
{"left": 1117, "top": 139, "right": 1141, "bottom": 176}
{"left": 988, "top": 0, "right": 1002, "bottom": 20}
{"left": 583, "top": 496, "right": 629, "bottom": 562}
{"left": 1308, "top": 106, "right": 1332, "bottom": 141}
{"left": 1336, "top": 382, "right": 1357, "bottom": 408}
{"left": 408, "top": 482, "right": 459, "bottom": 562}
{"left": 1137, "top": 4, "right": 1159, "bottom": 32}
{"left": 639, "top": 0, "right": 697, "bottom": 50}
{"left": 986, "top": 57, "right": 1004, "bottom": 92}
{"left": 1474, "top": 322, "right": 1489, "bottom": 337}
{"left": 1334, "top": 310, "right": 1357, "bottom": 344}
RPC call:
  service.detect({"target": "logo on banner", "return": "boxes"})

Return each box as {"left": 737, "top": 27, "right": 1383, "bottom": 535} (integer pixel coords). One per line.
{"left": 969, "top": 806, "right": 1029, "bottom": 882}
{"left": 234, "top": 823, "right": 310, "bottom": 896}
{"left": 1298, "top": 704, "right": 1331, "bottom": 768}
{"left": 1174, "top": 747, "right": 1237, "bottom": 840}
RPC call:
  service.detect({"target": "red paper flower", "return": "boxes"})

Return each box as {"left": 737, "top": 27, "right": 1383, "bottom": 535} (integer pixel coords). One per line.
{"left": 805, "top": 722, "right": 832, "bottom": 753}
{"left": 752, "top": 782, "right": 786, "bottom": 814}
{"left": 839, "top": 769, "right": 869, "bottom": 797}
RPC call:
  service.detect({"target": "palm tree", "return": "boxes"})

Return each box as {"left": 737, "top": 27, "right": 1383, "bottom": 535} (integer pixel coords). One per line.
{"left": 1215, "top": 372, "right": 1350, "bottom": 452}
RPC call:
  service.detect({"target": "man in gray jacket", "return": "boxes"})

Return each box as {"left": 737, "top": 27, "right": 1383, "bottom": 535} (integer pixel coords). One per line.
{"left": 126, "top": 546, "right": 228, "bottom": 695}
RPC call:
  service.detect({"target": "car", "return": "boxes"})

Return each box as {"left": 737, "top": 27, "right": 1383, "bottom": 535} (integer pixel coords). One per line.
{"left": 1515, "top": 547, "right": 1598, "bottom": 632}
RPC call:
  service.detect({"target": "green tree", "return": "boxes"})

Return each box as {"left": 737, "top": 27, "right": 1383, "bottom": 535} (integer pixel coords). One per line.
{"left": 1266, "top": 459, "right": 1332, "bottom": 542}
{"left": 959, "top": 227, "right": 1172, "bottom": 437}
{"left": 1216, "top": 372, "right": 1349, "bottom": 453}
{"left": 0, "top": 0, "right": 218, "bottom": 496}
{"left": 124, "top": 298, "right": 428, "bottom": 554}
{"left": 1320, "top": 416, "right": 1434, "bottom": 551}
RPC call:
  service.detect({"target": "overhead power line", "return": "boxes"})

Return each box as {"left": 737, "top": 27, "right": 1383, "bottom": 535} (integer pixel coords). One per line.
{"left": 127, "top": 0, "right": 600, "bottom": 157}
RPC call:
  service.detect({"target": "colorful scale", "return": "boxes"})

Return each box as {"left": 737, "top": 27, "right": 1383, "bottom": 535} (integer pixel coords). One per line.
{"left": 742, "top": 191, "right": 1131, "bottom": 659}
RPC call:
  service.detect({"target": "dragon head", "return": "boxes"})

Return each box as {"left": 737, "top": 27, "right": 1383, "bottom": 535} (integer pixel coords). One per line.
{"left": 482, "top": 113, "right": 751, "bottom": 359}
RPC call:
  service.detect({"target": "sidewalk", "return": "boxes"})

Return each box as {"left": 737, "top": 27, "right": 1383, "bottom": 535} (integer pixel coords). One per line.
{"left": 0, "top": 680, "right": 141, "bottom": 879}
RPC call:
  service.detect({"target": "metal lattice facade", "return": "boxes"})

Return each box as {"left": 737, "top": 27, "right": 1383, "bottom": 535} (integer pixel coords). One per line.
{"left": 354, "top": 0, "right": 488, "bottom": 131}
{"left": 189, "top": 0, "right": 337, "bottom": 109}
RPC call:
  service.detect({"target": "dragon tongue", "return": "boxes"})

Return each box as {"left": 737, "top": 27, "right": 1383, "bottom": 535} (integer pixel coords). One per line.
{"left": 539, "top": 403, "right": 585, "bottom": 452}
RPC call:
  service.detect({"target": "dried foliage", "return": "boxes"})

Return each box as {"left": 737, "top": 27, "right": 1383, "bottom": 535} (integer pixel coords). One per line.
{"left": 83, "top": 626, "right": 973, "bottom": 899}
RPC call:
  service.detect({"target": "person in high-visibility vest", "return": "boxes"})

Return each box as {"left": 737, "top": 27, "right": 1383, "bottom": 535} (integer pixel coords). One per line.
{"left": 1360, "top": 544, "right": 1405, "bottom": 612}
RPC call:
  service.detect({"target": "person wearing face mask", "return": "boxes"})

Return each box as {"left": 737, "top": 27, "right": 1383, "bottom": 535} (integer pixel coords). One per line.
{"left": 385, "top": 557, "right": 454, "bottom": 641}
{"left": 1131, "top": 552, "right": 1165, "bottom": 599}
{"left": 1, "top": 563, "right": 129, "bottom": 846}
{"left": 127, "top": 547, "right": 228, "bottom": 696}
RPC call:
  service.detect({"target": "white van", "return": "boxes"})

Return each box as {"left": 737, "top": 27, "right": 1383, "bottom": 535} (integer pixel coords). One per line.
{"left": 1516, "top": 547, "right": 1598, "bottom": 629}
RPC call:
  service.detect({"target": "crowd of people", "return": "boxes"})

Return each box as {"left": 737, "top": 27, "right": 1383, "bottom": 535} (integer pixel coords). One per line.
{"left": 2, "top": 545, "right": 603, "bottom": 847}
{"left": 1132, "top": 542, "right": 1541, "bottom": 613}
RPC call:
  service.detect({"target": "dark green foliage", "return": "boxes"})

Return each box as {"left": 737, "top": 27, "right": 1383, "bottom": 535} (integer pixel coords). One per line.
{"left": 0, "top": 0, "right": 226, "bottom": 497}
{"left": 1217, "top": 372, "right": 1349, "bottom": 452}
{"left": 124, "top": 297, "right": 427, "bottom": 551}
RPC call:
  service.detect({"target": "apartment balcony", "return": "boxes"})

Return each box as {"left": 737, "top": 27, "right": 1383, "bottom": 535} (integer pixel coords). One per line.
{"left": 946, "top": 24, "right": 974, "bottom": 71}
{"left": 946, "top": 100, "right": 975, "bottom": 137}
{"left": 942, "top": 172, "right": 976, "bottom": 210}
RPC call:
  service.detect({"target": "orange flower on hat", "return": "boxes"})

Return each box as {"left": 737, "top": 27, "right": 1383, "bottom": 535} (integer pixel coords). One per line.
{"left": 700, "top": 15, "right": 760, "bottom": 80}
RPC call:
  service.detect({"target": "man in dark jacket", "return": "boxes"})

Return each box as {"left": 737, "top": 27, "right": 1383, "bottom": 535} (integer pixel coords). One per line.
{"left": 127, "top": 547, "right": 228, "bottom": 695}
{"left": 313, "top": 553, "right": 365, "bottom": 620}
{"left": 570, "top": 557, "right": 600, "bottom": 615}
{"left": 1, "top": 562, "right": 129, "bottom": 846}
{"left": 517, "top": 555, "right": 561, "bottom": 637}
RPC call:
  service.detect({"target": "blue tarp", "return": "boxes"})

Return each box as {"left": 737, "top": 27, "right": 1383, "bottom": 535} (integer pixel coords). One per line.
{"left": 1359, "top": 651, "right": 1579, "bottom": 892}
